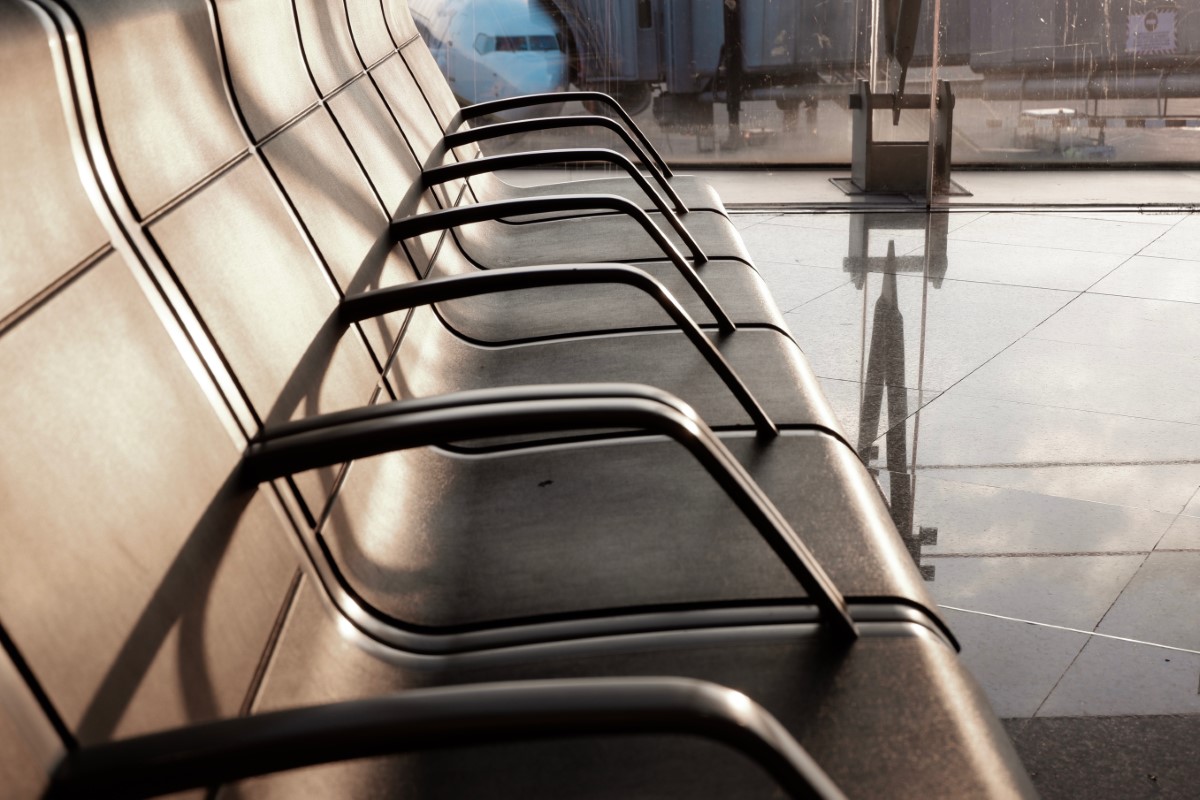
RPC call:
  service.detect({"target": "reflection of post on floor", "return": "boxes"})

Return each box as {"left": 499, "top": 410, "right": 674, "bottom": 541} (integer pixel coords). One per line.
{"left": 844, "top": 212, "right": 948, "bottom": 289}
{"left": 844, "top": 213, "right": 951, "bottom": 580}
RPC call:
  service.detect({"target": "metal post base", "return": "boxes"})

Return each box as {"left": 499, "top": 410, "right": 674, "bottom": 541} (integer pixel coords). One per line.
{"left": 841, "top": 79, "right": 966, "bottom": 197}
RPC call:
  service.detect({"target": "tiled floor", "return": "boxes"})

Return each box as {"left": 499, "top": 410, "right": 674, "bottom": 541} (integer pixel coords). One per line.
{"left": 739, "top": 208, "right": 1200, "bottom": 799}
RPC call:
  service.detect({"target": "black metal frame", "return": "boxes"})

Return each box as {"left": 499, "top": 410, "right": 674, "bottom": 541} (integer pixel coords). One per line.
{"left": 241, "top": 383, "right": 856, "bottom": 640}
{"left": 389, "top": 194, "right": 733, "bottom": 333}
{"left": 44, "top": 678, "right": 844, "bottom": 800}
{"left": 453, "top": 91, "right": 675, "bottom": 179}
{"left": 340, "top": 264, "right": 777, "bottom": 437}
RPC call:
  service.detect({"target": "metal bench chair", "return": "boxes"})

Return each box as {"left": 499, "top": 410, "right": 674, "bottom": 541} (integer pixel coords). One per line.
{"left": 0, "top": 1, "right": 1034, "bottom": 797}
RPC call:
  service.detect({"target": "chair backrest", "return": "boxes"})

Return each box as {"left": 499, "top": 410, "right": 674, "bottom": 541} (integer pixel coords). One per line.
{"left": 0, "top": 0, "right": 303, "bottom": 779}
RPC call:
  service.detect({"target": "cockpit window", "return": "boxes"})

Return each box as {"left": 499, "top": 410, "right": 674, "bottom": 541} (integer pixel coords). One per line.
{"left": 495, "top": 36, "right": 529, "bottom": 52}
{"left": 529, "top": 35, "right": 560, "bottom": 52}
{"left": 473, "top": 33, "right": 493, "bottom": 54}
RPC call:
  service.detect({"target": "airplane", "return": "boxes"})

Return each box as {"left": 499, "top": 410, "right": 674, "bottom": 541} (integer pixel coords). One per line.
{"left": 409, "top": 0, "right": 568, "bottom": 119}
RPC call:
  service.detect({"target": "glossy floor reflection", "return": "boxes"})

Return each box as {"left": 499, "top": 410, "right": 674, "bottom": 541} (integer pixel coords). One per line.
{"left": 741, "top": 208, "right": 1200, "bottom": 799}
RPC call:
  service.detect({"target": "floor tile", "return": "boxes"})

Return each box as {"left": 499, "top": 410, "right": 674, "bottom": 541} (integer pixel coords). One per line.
{"left": 928, "top": 555, "right": 1143, "bottom": 630}
{"left": 815, "top": 378, "right": 937, "bottom": 452}
{"left": 726, "top": 212, "right": 779, "bottom": 230}
{"left": 1029, "top": 292, "right": 1200, "bottom": 356}
{"left": 1090, "top": 254, "right": 1200, "bottom": 304}
{"left": 951, "top": 336, "right": 1200, "bottom": 425}
{"left": 1032, "top": 209, "right": 1193, "bottom": 226}
{"left": 760, "top": 209, "right": 989, "bottom": 234}
{"left": 944, "top": 211, "right": 990, "bottom": 232}
{"left": 694, "top": 169, "right": 915, "bottom": 206}
{"left": 939, "top": 170, "right": 1200, "bottom": 207}
{"left": 881, "top": 392, "right": 1200, "bottom": 513}
{"left": 950, "top": 212, "right": 1173, "bottom": 255}
{"left": 1184, "top": 491, "right": 1200, "bottom": 518}
{"left": 875, "top": 471, "right": 1173, "bottom": 557}
{"left": 942, "top": 609, "right": 1089, "bottom": 718}
{"left": 740, "top": 220, "right": 923, "bottom": 269}
{"left": 739, "top": 221, "right": 853, "bottom": 267}
{"left": 1157, "top": 515, "right": 1200, "bottom": 551}
{"left": 1007, "top": 715, "right": 1200, "bottom": 800}
{"left": 1095, "top": 552, "right": 1200, "bottom": 651}
{"left": 784, "top": 274, "right": 1075, "bottom": 391}
{"left": 755, "top": 211, "right": 864, "bottom": 232}
{"left": 755, "top": 261, "right": 851, "bottom": 312}
{"left": 912, "top": 238, "right": 1128, "bottom": 291}
{"left": 741, "top": 208, "right": 1200, "bottom": 786}
{"left": 1139, "top": 214, "right": 1200, "bottom": 263}
{"left": 1039, "top": 637, "right": 1200, "bottom": 717}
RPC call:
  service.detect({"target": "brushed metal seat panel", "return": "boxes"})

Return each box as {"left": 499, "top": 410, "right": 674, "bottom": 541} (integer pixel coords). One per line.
{"left": 0, "top": 706, "right": 45, "bottom": 799}
{"left": 344, "top": 0, "right": 398, "bottom": 68}
{"left": 236, "top": 581, "right": 1032, "bottom": 800}
{"left": 214, "top": 0, "right": 319, "bottom": 140}
{"left": 382, "top": 0, "right": 420, "bottom": 42}
{"left": 320, "top": 431, "right": 925, "bottom": 629}
{"left": 327, "top": 77, "right": 430, "bottom": 216}
{"left": 0, "top": 254, "right": 298, "bottom": 745}
{"left": 0, "top": 2, "right": 109, "bottom": 321}
{"left": 147, "top": 157, "right": 384, "bottom": 516}
{"left": 391, "top": 307, "right": 841, "bottom": 433}
{"left": 295, "top": 0, "right": 363, "bottom": 95}
{"left": 367, "top": 53, "right": 474, "bottom": 206}
{"left": 396, "top": 34, "right": 477, "bottom": 147}
{"left": 148, "top": 158, "right": 381, "bottom": 428}
{"left": 67, "top": 0, "right": 246, "bottom": 217}
{"left": 261, "top": 105, "right": 412, "bottom": 359}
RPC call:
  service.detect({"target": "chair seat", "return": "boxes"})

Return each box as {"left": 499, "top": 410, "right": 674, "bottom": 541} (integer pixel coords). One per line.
{"left": 237, "top": 581, "right": 1034, "bottom": 799}
{"left": 317, "top": 430, "right": 933, "bottom": 633}
{"left": 392, "top": 306, "right": 841, "bottom": 433}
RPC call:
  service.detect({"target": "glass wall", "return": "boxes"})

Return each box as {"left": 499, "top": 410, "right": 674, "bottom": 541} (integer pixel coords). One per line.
{"left": 413, "top": 0, "right": 1200, "bottom": 169}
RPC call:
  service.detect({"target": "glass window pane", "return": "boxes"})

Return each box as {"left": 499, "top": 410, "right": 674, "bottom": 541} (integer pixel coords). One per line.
{"left": 413, "top": 0, "right": 1200, "bottom": 180}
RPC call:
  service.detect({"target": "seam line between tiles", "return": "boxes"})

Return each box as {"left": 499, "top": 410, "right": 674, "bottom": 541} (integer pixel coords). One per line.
{"left": 1088, "top": 288, "right": 1200, "bottom": 307}
{"left": 941, "top": 606, "right": 1200, "bottom": 656}
{"left": 866, "top": 285, "right": 1087, "bottom": 450}
{"left": 934, "top": 388, "right": 1200, "bottom": 431}
{"left": 877, "top": 466, "right": 1192, "bottom": 518}
{"left": 784, "top": 280, "right": 854, "bottom": 313}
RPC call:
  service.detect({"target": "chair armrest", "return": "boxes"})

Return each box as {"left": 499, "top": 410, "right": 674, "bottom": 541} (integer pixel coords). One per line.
{"left": 44, "top": 678, "right": 845, "bottom": 800}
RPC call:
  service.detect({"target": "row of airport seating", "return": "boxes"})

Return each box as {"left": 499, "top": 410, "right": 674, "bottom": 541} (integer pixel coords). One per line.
{"left": 0, "top": 0, "right": 1035, "bottom": 796}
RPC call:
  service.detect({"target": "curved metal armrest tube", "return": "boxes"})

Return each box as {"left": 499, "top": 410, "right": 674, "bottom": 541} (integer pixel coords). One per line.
{"left": 44, "top": 678, "right": 844, "bottom": 800}
{"left": 445, "top": 116, "right": 668, "bottom": 191}
{"left": 455, "top": 91, "right": 674, "bottom": 178}
{"left": 389, "top": 193, "right": 730, "bottom": 333}
{"left": 339, "top": 265, "right": 775, "bottom": 437}
{"left": 424, "top": 146, "right": 687, "bottom": 216}
{"left": 241, "top": 384, "right": 854, "bottom": 638}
